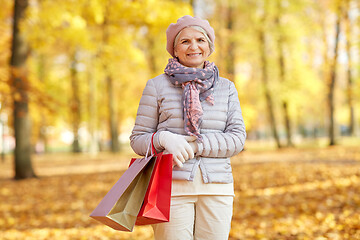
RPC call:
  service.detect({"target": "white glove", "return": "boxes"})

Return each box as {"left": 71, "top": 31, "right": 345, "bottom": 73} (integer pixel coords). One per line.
{"left": 188, "top": 141, "right": 198, "bottom": 155}
{"left": 159, "top": 131, "right": 197, "bottom": 168}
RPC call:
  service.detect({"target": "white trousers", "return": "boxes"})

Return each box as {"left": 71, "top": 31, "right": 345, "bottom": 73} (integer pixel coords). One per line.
{"left": 152, "top": 195, "right": 234, "bottom": 240}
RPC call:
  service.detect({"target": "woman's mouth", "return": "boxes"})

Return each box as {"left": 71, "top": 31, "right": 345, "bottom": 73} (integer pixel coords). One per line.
{"left": 187, "top": 53, "right": 202, "bottom": 57}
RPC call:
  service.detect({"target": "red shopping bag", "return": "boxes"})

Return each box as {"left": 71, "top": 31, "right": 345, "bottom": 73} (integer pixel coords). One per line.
{"left": 129, "top": 133, "right": 173, "bottom": 225}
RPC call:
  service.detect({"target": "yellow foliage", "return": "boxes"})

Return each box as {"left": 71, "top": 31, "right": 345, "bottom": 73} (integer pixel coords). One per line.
{"left": 1, "top": 0, "right": 359, "bottom": 154}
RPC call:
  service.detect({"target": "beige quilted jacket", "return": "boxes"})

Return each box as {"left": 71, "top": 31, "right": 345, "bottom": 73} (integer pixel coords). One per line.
{"left": 130, "top": 74, "right": 246, "bottom": 183}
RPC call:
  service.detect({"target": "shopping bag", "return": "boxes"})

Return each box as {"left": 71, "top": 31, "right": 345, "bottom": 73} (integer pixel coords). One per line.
{"left": 90, "top": 154, "right": 156, "bottom": 232}
{"left": 129, "top": 133, "right": 173, "bottom": 225}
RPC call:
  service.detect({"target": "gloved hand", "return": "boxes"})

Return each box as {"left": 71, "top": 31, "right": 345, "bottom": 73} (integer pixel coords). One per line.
{"left": 188, "top": 141, "right": 198, "bottom": 155}
{"left": 159, "top": 131, "right": 197, "bottom": 168}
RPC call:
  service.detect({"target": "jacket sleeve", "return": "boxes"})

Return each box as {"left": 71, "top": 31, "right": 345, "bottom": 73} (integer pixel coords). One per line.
{"left": 129, "top": 79, "right": 163, "bottom": 156}
{"left": 196, "top": 82, "right": 246, "bottom": 158}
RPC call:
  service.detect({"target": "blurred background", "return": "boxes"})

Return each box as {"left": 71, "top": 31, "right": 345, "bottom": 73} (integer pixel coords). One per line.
{"left": 1, "top": 0, "right": 360, "bottom": 239}
{"left": 0, "top": 0, "right": 359, "bottom": 175}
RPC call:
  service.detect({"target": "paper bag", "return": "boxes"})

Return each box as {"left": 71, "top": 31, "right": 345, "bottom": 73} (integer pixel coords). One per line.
{"left": 90, "top": 155, "right": 156, "bottom": 231}
{"left": 129, "top": 134, "right": 173, "bottom": 225}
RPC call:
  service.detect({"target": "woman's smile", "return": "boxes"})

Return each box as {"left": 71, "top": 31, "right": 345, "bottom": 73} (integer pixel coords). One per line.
{"left": 187, "top": 53, "right": 201, "bottom": 56}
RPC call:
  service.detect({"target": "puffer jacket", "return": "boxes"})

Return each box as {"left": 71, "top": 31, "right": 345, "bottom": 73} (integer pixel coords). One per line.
{"left": 130, "top": 73, "right": 246, "bottom": 183}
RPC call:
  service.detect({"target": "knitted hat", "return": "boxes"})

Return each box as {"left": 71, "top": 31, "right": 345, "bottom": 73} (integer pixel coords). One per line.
{"left": 166, "top": 15, "right": 215, "bottom": 57}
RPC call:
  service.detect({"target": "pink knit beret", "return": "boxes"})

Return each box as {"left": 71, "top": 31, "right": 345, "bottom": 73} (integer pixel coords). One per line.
{"left": 166, "top": 15, "right": 215, "bottom": 57}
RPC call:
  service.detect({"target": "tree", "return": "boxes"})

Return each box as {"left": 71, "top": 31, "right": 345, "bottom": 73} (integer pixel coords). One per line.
{"left": 224, "top": 0, "right": 236, "bottom": 82}
{"left": 344, "top": 0, "right": 355, "bottom": 136}
{"left": 36, "top": 53, "right": 49, "bottom": 153}
{"left": 258, "top": 0, "right": 282, "bottom": 148}
{"left": 86, "top": 54, "right": 98, "bottom": 154}
{"left": 70, "top": 50, "right": 82, "bottom": 153}
{"left": 327, "top": 0, "right": 342, "bottom": 146}
{"left": 101, "top": 4, "right": 120, "bottom": 153}
{"left": 274, "top": 0, "right": 293, "bottom": 147}
{"left": 10, "top": 0, "right": 36, "bottom": 179}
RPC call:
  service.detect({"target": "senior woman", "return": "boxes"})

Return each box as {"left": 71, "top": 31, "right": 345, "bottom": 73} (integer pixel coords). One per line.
{"left": 130, "top": 15, "right": 246, "bottom": 240}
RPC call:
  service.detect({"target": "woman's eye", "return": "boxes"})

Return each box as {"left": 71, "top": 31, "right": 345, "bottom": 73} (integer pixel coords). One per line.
{"left": 198, "top": 39, "right": 205, "bottom": 42}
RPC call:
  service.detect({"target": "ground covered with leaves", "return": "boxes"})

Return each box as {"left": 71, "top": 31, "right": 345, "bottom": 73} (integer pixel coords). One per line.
{"left": 1, "top": 146, "right": 359, "bottom": 239}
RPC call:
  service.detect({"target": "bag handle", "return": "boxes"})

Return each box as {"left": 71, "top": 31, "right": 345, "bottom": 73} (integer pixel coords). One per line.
{"left": 145, "top": 132, "right": 158, "bottom": 158}
{"left": 151, "top": 132, "right": 158, "bottom": 155}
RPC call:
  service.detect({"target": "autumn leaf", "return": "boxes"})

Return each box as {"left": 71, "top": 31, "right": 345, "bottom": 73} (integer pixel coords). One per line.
{"left": 1, "top": 146, "right": 360, "bottom": 239}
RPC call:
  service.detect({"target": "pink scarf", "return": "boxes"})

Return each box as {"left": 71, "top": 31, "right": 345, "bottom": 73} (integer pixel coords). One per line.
{"left": 164, "top": 58, "right": 218, "bottom": 141}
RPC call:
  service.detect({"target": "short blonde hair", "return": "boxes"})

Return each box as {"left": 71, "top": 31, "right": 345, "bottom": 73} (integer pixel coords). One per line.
{"left": 173, "top": 26, "right": 215, "bottom": 55}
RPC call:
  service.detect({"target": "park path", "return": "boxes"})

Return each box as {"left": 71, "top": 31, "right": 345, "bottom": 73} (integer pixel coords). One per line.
{"left": 1, "top": 145, "right": 359, "bottom": 179}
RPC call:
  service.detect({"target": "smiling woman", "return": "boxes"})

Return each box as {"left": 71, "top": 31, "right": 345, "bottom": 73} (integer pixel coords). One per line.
{"left": 130, "top": 15, "right": 246, "bottom": 240}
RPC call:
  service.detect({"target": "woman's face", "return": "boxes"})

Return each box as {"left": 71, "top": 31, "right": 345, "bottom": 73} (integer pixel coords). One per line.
{"left": 174, "top": 27, "right": 210, "bottom": 68}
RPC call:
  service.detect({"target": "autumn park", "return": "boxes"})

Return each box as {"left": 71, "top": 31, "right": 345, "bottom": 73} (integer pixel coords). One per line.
{"left": 1, "top": 0, "right": 360, "bottom": 239}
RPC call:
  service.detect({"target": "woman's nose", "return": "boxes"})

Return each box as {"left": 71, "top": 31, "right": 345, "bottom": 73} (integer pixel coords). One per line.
{"left": 189, "top": 41, "right": 198, "bottom": 50}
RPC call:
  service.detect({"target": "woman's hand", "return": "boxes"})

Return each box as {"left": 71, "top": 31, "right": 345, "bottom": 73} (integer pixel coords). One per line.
{"left": 188, "top": 141, "right": 198, "bottom": 154}
{"left": 159, "top": 131, "right": 197, "bottom": 168}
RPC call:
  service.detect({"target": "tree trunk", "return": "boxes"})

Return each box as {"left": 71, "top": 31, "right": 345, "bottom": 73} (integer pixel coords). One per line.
{"left": 1, "top": 118, "right": 6, "bottom": 163}
{"left": 318, "top": 2, "right": 332, "bottom": 142}
{"left": 37, "top": 54, "right": 49, "bottom": 153}
{"left": 213, "top": 1, "right": 227, "bottom": 75}
{"left": 259, "top": 0, "right": 281, "bottom": 149}
{"left": 87, "top": 56, "right": 98, "bottom": 154}
{"left": 225, "top": 0, "right": 235, "bottom": 82}
{"left": 10, "top": 0, "right": 36, "bottom": 179}
{"left": 70, "top": 51, "right": 81, "bottom": 153}
{"left": 189, "top": 0, "right": 196, "bottom": 16}
{"left": 146, "top": 36, "right": 158, "bottom": 78}
{"left": 102, "top": 10, "right": 119, "bottom": 153}
{"left": 275, "top": 0, "right": 293, "bottom": 147}
{"left": 107, "top": 74, "right": 120, "bottom": 152}
{"left": 344, "top": 0, "right": 355, "bottom": 136}
{"left": 328, "top": 3, "right": 342, "bottom": 146}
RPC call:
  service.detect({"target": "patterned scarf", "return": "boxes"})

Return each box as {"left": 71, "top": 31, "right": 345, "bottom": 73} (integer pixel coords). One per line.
{"left": 164, "top": 58, "right": 218, "bottom": 141}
